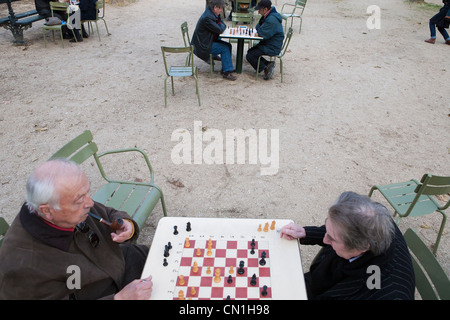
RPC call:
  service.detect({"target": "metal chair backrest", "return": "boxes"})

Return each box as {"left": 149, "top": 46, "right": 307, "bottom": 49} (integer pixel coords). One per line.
{"left": 404, "top": 228, "right": 450, "bottom": 300}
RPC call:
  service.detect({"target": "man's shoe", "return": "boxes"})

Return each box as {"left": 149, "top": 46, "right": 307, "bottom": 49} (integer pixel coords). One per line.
{"left": 424, "top": 38, "right": 436, "bottom": 44}
{"left": 446, "top": 40, "right": 450, "bottom": 45}
{"left": 223, "top": 72, "right": 237, "bottom": 81}
{"left": 263, "top": 61, "right": 275, "bottom": 80}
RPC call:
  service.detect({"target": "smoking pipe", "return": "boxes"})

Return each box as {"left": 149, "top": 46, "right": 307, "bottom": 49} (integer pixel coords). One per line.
{"left": 88, "top": 212, "right": 123, "bottom": 231}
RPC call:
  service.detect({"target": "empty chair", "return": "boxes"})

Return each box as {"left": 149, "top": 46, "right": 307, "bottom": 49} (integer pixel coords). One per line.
{"left": 161, "top": 45, "right": 201, "bottom": 107}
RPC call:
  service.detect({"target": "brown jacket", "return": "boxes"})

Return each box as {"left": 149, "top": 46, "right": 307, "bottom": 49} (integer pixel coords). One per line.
{"left": 0, "top": 202, "right": 140, "bottom": 299}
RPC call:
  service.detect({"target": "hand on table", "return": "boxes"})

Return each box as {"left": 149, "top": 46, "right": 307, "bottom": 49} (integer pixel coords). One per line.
{"left": 280, "top": 222, "right": 306, "bottom": 240}
{"left": 114, "top": 275, "right": 153, "bottom": 300}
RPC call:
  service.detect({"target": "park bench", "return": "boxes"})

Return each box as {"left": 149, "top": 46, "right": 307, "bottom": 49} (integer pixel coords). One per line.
{"left": 0, "top": 0, "right": 45, "bottom": 44}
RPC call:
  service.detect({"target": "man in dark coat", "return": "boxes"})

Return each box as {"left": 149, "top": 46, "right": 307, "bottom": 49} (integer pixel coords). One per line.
{"left": 192, "top": 0, "right": 237, "bottom": 80}
{"left": 425, "top": 0, "right": 450, "bottom": 45}
{"left": 245, "top": 0, "right": 284, "bottom": 80}
{"left": 280, "top": 192, "right": 416, "bottom": 300}
{"left": 0, "top": 159, "right": 153, "bottom": 299}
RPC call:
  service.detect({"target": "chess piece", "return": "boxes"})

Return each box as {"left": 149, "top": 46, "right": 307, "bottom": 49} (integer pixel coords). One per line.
{"left": 263, "top": 222, "right": 269, "bottom": 232}
{"left": 185, "top": 238, "right": 190, "bottom": 248}
{"left": 214, "top": 268, "right": 221, "bottom": 283}
{"left": 163, "top": 258, "right": 168, "bottom": 266}
{"left": 173, "top": 225, "right": 178, "bottom": 235}
{"left": 270, "top": 220, "right": 276, "bottom": 230}
{"left": 178, "top": 275, "right": 185, "bottom": 286}
{"left": 178, "top": 290, "right": 185, "bottom": 300}
{"left": 192, "top": 261, "right": 199, "bottom": 273}
{"left": 186, "top": 222, "right": 191, "bottom": 232}
{"left": 237, "top": 260, "right": 245, "bottom": 275}
{"left": 229, "top": 265, "right": 234, "bottom": 274}
{"left": 261, "top": 285, "right": 268, "bottom": 297}
{"left": 164, "top": 245, "right": 170, "bottom": 257}
{"left": 206, "top": 266, "right": 211, "bottom": 274}
{"left": 250, "top": 274, "right": 257, "bottom": 286}
{"left": 190, "top": 287, "right": 196, "bottom": 296}
{"left": 259, "top": 251, "right": 267, "bottom": 266}
{"left": 250, "top": 239, "right": 255, "bottom": 254}
{"left": 196, "top": 248, "right": 202, "bottom": 256}
{"left": 257, "top": 224, "right": 262, "bottom": 232}
{"left": 227, "top": 275, "right": 233, "bottom": 284}
{"left": 206, "top": 247, "right": 212, "bottom": 256}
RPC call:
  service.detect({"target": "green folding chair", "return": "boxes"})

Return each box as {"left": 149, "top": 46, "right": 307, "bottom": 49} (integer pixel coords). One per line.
{"left": 256, "top": 27, "right": 293, "bottom": 83}
{"left": 81, "top": 0, "right": 110, "bottom": 41}
{"left": 49, "top": 130, "right": 167, "bottom": 228}
{"left": 161, "top": 45, "right": 200, "bottom": 107}
{"left": 181, "top": 21, "right": 216, "bottom": 77}
{"left": 280, "top": 0, "right": 307, "bottom": 33}
{"left": 404, "top": 228, "right": 450, "bottom": 300}
{"left": 42, "top": 2, "right": 77, "bottom": 48}
{"left": 0, "top": 217, "right": 9, "bottom": 249}
{"left": 369, "top": 174, "right": 450, "bottom": 255}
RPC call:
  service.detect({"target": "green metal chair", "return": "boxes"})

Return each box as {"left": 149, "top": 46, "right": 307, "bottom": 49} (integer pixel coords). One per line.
{"left": 81, "top": 0, "right": 110, "bottom": 41}
{"left": 369, "top": 174, "right": 450, "bottom": 255}
{"left": 181, "top": 21, "right": 215, "bottom": 78}
{"left": 256, "top": 27, "right": 293, "bottom": 83}
{"left": 0, "top": 217, "right": 9, "bottom": 249}
{"left": 404, "top": 228, "right": 450, "bottom": 300}
{"left": 231, "top": 12, "right": 255, "bottom": 48}
{"left": 42, "top": 1, "right": 77, "bottom": 48}
{"left": 49, "top": 130, "right": 167, "bottom": 228}
{"left": 161, "top": 45, "right": 200, "bottom": 107}
{"left": 280, "top": 0, "right": 307, "bottom": 33}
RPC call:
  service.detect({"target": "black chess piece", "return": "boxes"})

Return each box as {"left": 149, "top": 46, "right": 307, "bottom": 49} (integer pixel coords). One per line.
{"left": 238, "top": 260, "right": 245, "bottom": 275}
{"left": 259, "top": 251, "right": 266, "bottom": 266}
{"left": 186, "top": 222, "right": 191, "bottom": 232}
{"left": 164, "top": 245, "right": 170, "bottom": 257}
{"left": 250, "top": 274, "right": 257, "bottom": 286}
{"left": 167, "top": 242, "right": 172, "bottom": 250}
{"left": 163, "top": 258, "right": 168, "bottom": 266}
{"left": 261, "top": 285, "right": 268, "bottom": 296}
{"left": 173, "top": 225, "right": 178, "bottom": 235}
{"left": 227, "top": 275, "right": 233, "bottom": 284}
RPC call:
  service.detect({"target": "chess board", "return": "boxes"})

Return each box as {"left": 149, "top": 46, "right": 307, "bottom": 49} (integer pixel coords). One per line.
{"left": 141, "top": 217, "right": 307, "bottom": 300}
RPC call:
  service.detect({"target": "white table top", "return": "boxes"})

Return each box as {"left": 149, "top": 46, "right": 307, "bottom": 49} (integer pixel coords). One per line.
{"left": 141, "top": 217, "right": 307, "bottom": 300}
{"left": 220, "top": 26, "right": 263, "bottom": 40}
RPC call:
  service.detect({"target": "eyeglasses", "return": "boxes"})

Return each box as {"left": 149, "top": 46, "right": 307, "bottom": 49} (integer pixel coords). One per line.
{"left": 76, "top": 221, "right": 99, "bottom": 248}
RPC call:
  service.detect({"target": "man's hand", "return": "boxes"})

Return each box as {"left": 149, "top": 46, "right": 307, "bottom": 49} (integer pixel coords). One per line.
{"left": 280, "top": 222, "right": 306, "bottom": 240}
{"left": 114, "top": 275, "right": 153, "bottom": 300}
{"left": 110, "top": 219, "right": 134, "bottom": 243}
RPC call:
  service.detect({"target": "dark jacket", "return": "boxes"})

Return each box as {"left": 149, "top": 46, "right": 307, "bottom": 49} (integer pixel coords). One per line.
{"left": 255, "top": 7, "right": 284, "bottom": 55}
{"left": 301, "top": 223, "right": 415, "bottom": 300}
{"left": 191, "top": 6, "right": 226, "bottom": 62}
{"left": 79, "top": 0, "right": 98, "bottom": 21}
{"left": 430, "top": 2, "right": 450, "bottom": 29}
{"left": 0, "top": 202, "right": 139, "bottom": 300}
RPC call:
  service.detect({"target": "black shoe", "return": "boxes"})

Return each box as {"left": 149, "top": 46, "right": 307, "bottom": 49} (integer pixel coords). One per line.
{"left": 223, "top": 72, "right": 237, "bottom": 81}
{"left": 263, "top": 61, "right": 275, "bottom": 80}
{"left": 69, "top": 29, "right": 83, "bottom": 42}
{"left": 81, "top": 24, "right": 89, "bottom": 38}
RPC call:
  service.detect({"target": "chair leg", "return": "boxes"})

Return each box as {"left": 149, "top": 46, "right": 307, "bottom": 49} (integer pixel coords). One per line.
{"left": 59, "top": 29, "right": 65, "bottom": 48}
{"left": 101, "top": 18, "right": 110, "bottom": 36}
{"left": 171, "top": 76, "right": 175, "bottom": 96}
{"left": 279, "top": 58, "right": 283, "bottom": 83}
{"left": 164, "top": 77, "right": 168, "bottom": 107}
{"left": 95, "top": 21, "right": 101, "bottom": 41}
{"left": 433, "top": 211, "right": 447, "bottom": 255}
{"left": 256, "top": 56, "right": 262, "bottom": 80}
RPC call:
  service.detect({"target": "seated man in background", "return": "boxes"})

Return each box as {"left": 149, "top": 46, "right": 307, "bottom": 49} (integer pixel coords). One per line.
{"left": 280, "top": 191, "right": 415, "bottom": 300}
{"left": 192, "top": 0, "right": 238, "bottom": 81}
{"left": 246, "top": 0, "right": 284, "bottom": 80}
{"left": 0, "top": 159, "right": 153, "bottom": 299}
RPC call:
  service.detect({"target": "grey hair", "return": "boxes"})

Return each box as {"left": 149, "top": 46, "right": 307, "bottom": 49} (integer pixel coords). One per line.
{"left": 327, "top": 191, "right": 395, "bottom": 256}
{"left": 26, "top": 158, "right": 83, "bottom": 214}
{"left": 209, "top": 0, "right": 225, "bottom": 10}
